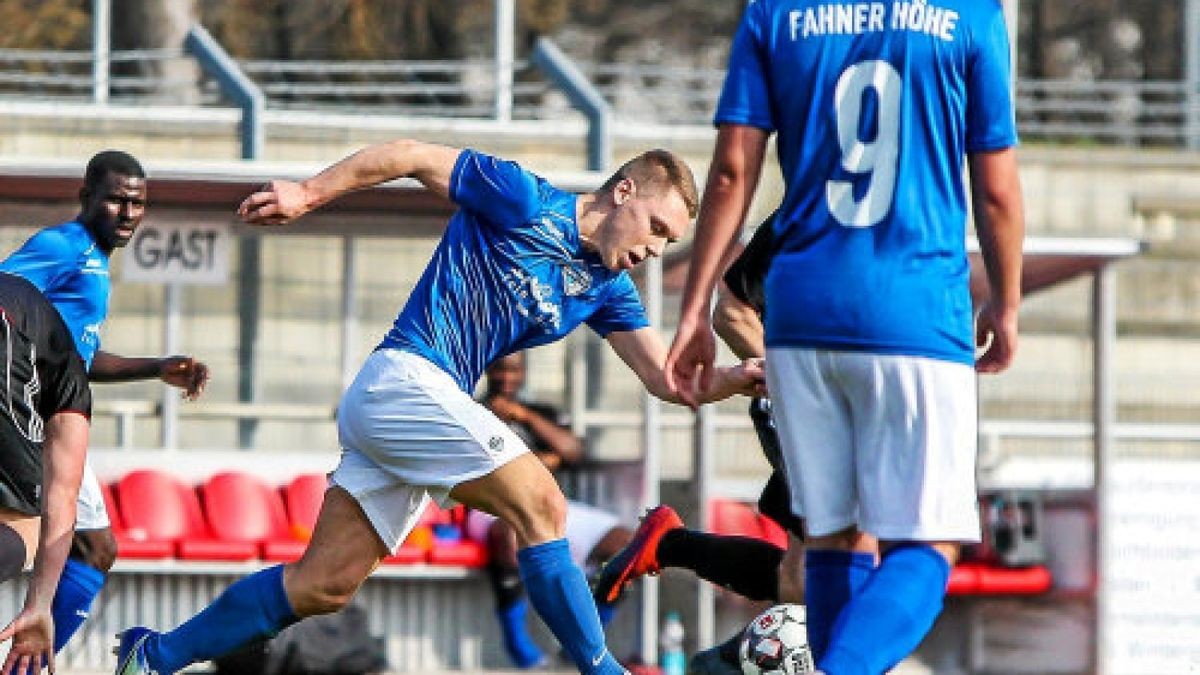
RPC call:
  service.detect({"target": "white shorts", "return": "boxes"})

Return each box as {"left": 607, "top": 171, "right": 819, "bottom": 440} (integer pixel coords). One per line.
{"left": 766, "top": 348, "right": 980, "bottom": 542}
{"left": 331, "top": 349, "right": 530, "bottom": 552}
{"left": 75, "top": 463, "right": 110, "bottom": 531}
{"left": 464, "top": 500, "right": 621, "bottom": 567}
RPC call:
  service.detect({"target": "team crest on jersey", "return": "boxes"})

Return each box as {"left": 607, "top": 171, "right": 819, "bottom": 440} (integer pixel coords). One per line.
{"left": 563, "top": 265, "right": 591, "bottom": 296}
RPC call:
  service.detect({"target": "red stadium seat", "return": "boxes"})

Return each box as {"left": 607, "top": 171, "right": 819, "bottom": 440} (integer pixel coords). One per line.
{"left": 105, "top": 481, "right": 172, "bottom": 559}
{"left": 946, "top": 562, "right": 984, "bottom": 595}
{"left": 946, "top": 562, "right": 1052, "bottom": 596}
{"left": 115, "top": 470, "right": 254, "bottom": 561}
{"left": 201, "top": 472, "right": 299, "bottom": 562}
{"left": 283, "top": 474, "right": 328, "bottom": 538}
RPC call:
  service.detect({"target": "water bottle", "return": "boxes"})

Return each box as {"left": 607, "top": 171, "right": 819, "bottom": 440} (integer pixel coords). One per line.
{"left": 660, "top": 611, "right": 686, "bottom": 675}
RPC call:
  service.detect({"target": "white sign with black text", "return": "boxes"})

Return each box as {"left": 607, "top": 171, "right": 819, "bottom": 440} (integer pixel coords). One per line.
{"left": 122, "top": 222, "right": 230, "bottom": 285}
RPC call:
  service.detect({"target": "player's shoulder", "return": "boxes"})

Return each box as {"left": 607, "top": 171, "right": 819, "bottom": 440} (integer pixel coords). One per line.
{"left": 28, "top": 221, "right": 90, "bottom": 251}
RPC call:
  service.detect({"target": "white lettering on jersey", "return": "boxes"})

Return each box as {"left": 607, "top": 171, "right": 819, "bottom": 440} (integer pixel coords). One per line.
{"left": 789, "top": 1, "right": 957, "bottom": 42}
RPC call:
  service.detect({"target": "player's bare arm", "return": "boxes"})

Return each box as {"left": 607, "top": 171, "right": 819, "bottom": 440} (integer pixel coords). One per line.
{"left": 969, "top": 147, "right": 1025, "bottom": 374}
{"left": 0, "top": 411, "right": 88, "bottom": 675}
{"left": 238, "top": 140, "right": 463, "bottom": 226}
{"left": 89, "top": 351, "right": 210, "bottom": 400}
{"left": 713, "top": 290, "right": 766, "bottom": 360}
{"left": 665, "top": 124, "right": 769, "bottom": 403}
{"left": 607, "top": 327, "right": 765, "bottom": 409}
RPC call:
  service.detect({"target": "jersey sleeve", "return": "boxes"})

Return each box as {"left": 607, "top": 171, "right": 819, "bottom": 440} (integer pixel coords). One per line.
{"left": 965, "top": 5, "right": 1019, "bottom": 152}
{"left": 0, "top": 229, "right": 73, "bottom": 292}
{"left": 37, "top": 305, "right": 92, "bottom": 421}
{"left": 714, "top": 0, "right": 775, "bottom": 131}
{"left": 585, "top": 274, "right": 650, "bottom": 337}
{"left": 449, "top": 149, "right": 543, "bottom": 230}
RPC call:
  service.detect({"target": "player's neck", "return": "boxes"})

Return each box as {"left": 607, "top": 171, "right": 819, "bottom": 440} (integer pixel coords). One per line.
{"left": 575, "top": 192, "right": 606, "bottom": 252}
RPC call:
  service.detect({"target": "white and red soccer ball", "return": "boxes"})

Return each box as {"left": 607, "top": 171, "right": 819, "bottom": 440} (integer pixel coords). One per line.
{"left": 738, "top": 604, "right": 815, "bottom": 675}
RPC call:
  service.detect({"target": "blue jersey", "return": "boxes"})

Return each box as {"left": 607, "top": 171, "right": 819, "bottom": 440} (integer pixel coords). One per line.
{"left": 0, "top": 221, "right": 110, "bottom": 369}
{"left": 716, "top": 0, "right": 1017, "bottom": 364}
{"left": 380, "top": 150, "right": 649, "bottom": 392}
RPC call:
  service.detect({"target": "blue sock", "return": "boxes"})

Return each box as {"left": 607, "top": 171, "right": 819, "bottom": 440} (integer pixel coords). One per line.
{"left": 819, "top": 544, "right": 951, "bottom": 675}
{"left": 518, "top": 539, "right": 623, "bottom": 675}
{"left": 596, "top": 601, "right": 617, "bottom": 627}
{"left": 146, "top": 565, "right": 299, "bottom": 673}
{"left": 804, "top": 550, "right": 875, "bottom": 662}
{"left": 497, "top": 597, "right": 546, "bottom": 668}
{"left": 51, "top": 559, "right": 106, "bottom": 652}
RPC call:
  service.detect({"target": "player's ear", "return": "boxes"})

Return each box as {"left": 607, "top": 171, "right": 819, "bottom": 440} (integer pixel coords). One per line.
{"left": 613, "top": 178, "right": 634, "bottom": 205}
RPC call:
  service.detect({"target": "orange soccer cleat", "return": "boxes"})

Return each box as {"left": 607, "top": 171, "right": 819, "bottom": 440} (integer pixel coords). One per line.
{"left": 592, "top": 504, "right": 684, "bottom": 604}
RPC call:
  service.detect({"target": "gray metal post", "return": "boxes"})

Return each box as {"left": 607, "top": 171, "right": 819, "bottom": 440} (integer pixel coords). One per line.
{"left": 162, "top": 283, "right": 181, "bottom": 449}
{"left": 640, "top": 255, "right": 663, "bottom": 664}
{"left": 186, "top": 23, "right": 265, "bottom": 446}
{"left": 694, "top": 404, "right": 717, "bottom": 649}
{"left": 494, "top": 0, "right": 514, "bottom": 122}
{"left": 1187, "top": 0, "right": 1200, "bottom": 149}
{"left": 1003, "top": 0, "right": 1018, "bottom": 83}
{"left": 530, "top": 37, "right": 612, "bottom": 171}
{"left": 92, "top": 0, "right": 110, "bottom": 104}
{"left": 341, "top": 236, "right": 359, "bottom": 389}
{"left": 1092, "top": 265, "right": 1116, "bottom": 675}
{"left": 184, "top": 24, "right": 264, "bottom": 160}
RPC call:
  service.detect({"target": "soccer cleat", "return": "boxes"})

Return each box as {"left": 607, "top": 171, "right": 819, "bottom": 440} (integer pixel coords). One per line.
{"left": 592, "top": 505, "right": 683, "bottom": 604}
{"left": 113, "top": 627, "right": 162, "bottom": 675}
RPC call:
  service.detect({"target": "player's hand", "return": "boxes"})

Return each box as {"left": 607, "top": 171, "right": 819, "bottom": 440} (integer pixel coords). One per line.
{"left": 975, "top": 301, "right": 1018, "bottom": 373}
{"left": 159, "top": 356, "right": 210, "bottom": 400}
{"left": 484, "top": 396, "right": 528, "bottom": 424}
{"left": 0, "top": 606, "right": 54, "bottom": 675}
{"left": 705, "top": 358, "right": 767, "bottom": 402}
{"left": 663, "top": 314, "right": 716, "bottom": 410}
{"left": 238, "top": 180, "right": 313, "bottom": 226}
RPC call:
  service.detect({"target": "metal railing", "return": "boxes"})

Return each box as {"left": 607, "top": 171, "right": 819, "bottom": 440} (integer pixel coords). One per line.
{"left": 1, "top": 47, "right": 1198, "bottom": 147}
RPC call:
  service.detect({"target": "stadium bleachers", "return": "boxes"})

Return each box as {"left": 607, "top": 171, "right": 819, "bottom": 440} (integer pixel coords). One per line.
{"left": 107, "top": 469, "right": 489, "bottom": 568}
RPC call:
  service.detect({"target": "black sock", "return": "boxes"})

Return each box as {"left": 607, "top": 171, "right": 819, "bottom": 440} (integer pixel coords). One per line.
{"left": 487, "top": 562, "right": 525, "bottom": 609}
{"left": 0, "top": 524, "right": 26, "bottom": 583}
{"left": 657, "top": 529, "right": 784, "bottom": 601}
{"left": 717, "top": 630, "right": 742, "bottom": 666}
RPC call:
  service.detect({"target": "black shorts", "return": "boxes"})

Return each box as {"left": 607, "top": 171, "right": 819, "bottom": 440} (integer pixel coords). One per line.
{"left": 750, "top": 398, "right": 804, "bottom": 539}
{"left": 0, "top": 419, "right": 42, "bottom": 516}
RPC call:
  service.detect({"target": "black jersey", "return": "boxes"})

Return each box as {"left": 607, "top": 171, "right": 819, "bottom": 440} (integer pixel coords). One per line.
{"left": 722, "top": 217, "right": 774, "bottom": 316}
{"left": 0, "top": 272, "right": 92, "bottom": 514}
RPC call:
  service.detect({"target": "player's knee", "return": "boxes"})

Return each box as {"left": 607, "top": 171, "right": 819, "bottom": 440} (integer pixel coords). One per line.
{"left": 72, "top": 527, "right": 118, "bottom": 572}
{"left": 287, "top": 571, "right": 361, "bottom": 616}
{"left": 509, "top": 486, "right": 567, "bottom": 545}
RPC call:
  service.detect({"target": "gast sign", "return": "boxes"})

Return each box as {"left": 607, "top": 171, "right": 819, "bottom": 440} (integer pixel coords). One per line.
{"left": 123, "top": 221, "right": 231, "bottom": 285}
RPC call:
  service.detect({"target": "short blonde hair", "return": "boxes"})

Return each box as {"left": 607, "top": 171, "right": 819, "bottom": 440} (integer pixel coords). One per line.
{"left": 600, "top": 149, "right": 699, "bottom": 218}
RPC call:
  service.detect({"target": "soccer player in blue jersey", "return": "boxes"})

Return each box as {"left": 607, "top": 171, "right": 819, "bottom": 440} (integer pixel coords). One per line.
{"left": 665, "top": 2, "right": 1026, "bottom": 674}
{"left": 113, "top": 140, "right": 765, "bottom": 675}
{"left": 0, "top": 150, "right": 210, "bottom": 661}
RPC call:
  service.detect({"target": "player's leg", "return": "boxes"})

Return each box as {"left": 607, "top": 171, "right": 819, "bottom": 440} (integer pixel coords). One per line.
{"left": 116, "top": 484, "right": 390, "bottom": 675}
{"left": 815, "top": 354, "right": 977, "bottom": 675}
{"left": 452, "top": 454, "right": 626, "bottom": 675}
{"left": 52, "top": 466, "right": 114, "bottom": 652}
{"left": 766, "top": 348, "right": 876, "bottom": 664}
{"left": 467, "top": 510, "right": 547, "bottom": 669}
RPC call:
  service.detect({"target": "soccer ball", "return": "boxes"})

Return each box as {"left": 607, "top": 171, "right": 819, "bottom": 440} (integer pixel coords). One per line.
{"left": 738, "top": 604, "right": 815, "bottom": 675}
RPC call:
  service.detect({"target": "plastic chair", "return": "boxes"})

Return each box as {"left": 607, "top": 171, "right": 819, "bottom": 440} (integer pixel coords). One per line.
{"left": 200, "top": 471, "right": 299, "bottom": 562}
{"left": 114, "top": 469, "right": 255, "bottom": 561}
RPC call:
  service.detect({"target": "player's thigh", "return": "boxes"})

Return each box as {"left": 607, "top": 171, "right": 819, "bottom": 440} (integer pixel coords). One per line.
{"left": 289, "top": 486, "right": 392, "bottom": 592}
{"left": 450, "top": 452, "right": 566, "bottom": 547}
{"left": 765, "top": 348, "right": 856, "bottom": 538}
{"left": 844, "top": 353, "right": 980, "bottom": 542}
